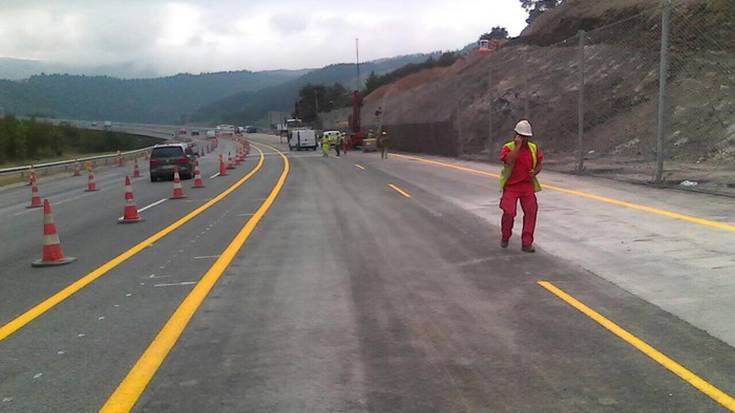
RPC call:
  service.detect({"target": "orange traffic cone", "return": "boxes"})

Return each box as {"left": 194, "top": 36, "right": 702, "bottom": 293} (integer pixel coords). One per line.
{"left": 226, "top": 152, "right": 235, "bottom": 169}
{"left": 85, "top": 171, "right": 98, "bottom": 192}
{"left": 171, "top": 167, "right": 186, "bottom": 199}
{"left": 27, "top": 176, "right": 43, "bottom": 208}
{"left": 119, "top": 176, "right": 143, "bottom": 223}
{"left": 31, "top": 199, "right": 77, "bottom": 267}
{"left": 192, "top": 160, "right": 204, "bottom": 188}
{"left": 133, "top": 158, "right": 141, "bottom": 178}
{"left": 219, "top": 154, "right": 228, "bottom": 176}
{"left": 234, "top": 148, "right": 242, "bottom": 165}
{"left": 73, "top": 161, "right": 82, "bottom": 176}
{"left": 117, "top": 151, "right": 124, "bottom": 167}
{"left": 27, "top": 165, "right": 37, "bottom": 186}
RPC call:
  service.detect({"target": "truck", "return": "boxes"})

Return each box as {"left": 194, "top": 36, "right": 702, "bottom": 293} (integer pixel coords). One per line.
{"left": 103, "top": 121, "right": 112, "bottom": 130}
{"left": 280, "top": 118, "right": 302, "bottom": 143}
{"left": 288, "top": 129, "right": 317, "bottom": 151}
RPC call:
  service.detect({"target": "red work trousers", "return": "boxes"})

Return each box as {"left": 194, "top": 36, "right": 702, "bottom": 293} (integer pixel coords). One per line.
{"left": 499, "top": 190, "right": 538, "bottom": 247}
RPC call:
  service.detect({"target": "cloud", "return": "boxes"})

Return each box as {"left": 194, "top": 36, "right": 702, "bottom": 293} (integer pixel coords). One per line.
{"left": 0, "top": 0, "right": 528, "bottom": 76}
{"left": 270, "top": 11, "right": 310, "bottom": 34}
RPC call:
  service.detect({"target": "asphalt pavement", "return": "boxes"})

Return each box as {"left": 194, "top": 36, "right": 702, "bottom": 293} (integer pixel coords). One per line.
{"left": 0, "top": 133, "right": 734, "bottom": 412}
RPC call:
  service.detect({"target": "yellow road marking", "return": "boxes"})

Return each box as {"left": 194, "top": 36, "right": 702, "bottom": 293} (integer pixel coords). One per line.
{"left": 393, "top": 153, "right": 500, "bottom": 179}
{"left": 0, "top": 147, "right": 266, "bottom": 343}
{"left": 538, "top": 281, "right": 735, "bottom": 412}
{"left": 99, "top": 144, "right": 289, "bottom": 413}
{"left": 392, "top": 153, "right": 735, "bottom": 233}
{"left": 354, "top": 164, "right": 366, "bottom": 170}
{"left": 388, "top": 183, "right": 411, "bottom": 198}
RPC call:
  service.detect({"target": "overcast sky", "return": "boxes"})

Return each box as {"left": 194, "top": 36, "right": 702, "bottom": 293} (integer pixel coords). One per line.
{"left": 0, "top": 0, "right": 528, "bottom": 76}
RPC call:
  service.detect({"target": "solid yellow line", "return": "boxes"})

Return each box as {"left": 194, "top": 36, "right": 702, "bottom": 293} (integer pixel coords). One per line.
{"left": 391, "top": 153, "right": 735, "bottom": 233}
{"left": 388, "top": 183, "right": 411, "bottom": 198}
{"left": 354, "top": 164, "right": 366, "bottom": 170}
{"left": 393, "top": 153, "right": 500, "bottom": 179}
{"left": 0, "top": 147, "right": 266, "bottom": 343}
{"left": 538, "top": 280, "right": 735, "bottom": 412}
{"left": 98, "top": 144, "right": 289, "bottom": 413}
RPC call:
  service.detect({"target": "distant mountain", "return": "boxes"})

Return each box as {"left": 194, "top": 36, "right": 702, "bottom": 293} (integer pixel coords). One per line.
{"left": 0, "top": 57, "right": 163, "bottom": 80}
{"left": 0, "top": 69, "right": 310, "bottom": 123}
{"left": 191, "top": 53, "right": 441, "bottom": 124}
{"left": 0, "top": 53, "right": 437, "bottom": 125}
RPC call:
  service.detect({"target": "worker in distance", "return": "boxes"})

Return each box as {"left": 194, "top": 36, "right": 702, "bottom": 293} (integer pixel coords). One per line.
{"left": 498, "top": 119, "right": 543, "bottom": 252}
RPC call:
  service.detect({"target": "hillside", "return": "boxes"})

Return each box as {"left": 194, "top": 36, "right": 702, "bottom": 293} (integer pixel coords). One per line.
{"left": 0, "top": 69, "right": 309, "bottom": 123}
{"left": 351, "top": 0, "right": 734, "bottom": 192}
{"left": 0, "top": 57, "right": 161, "bottom": 80}
{"left": 190, "top": 53, "right": 440, "bottom": 124}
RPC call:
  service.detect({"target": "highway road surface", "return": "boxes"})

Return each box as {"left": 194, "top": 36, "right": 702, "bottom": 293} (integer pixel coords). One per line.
{"left": 0, "top": 132, "right": 734, "bottom": 412}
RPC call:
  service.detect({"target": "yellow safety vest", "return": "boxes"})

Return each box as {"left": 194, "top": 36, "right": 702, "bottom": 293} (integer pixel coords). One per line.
{"left": 499, "top": 141, "right": 542, "bottom": 192}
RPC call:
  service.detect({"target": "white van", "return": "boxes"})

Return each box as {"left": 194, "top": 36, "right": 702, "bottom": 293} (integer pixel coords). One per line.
{"left": 288, "top": 129, "right": 317, "bottom": 151}
{"left": 322, "top": 131, "right": 341, "bottom": 147}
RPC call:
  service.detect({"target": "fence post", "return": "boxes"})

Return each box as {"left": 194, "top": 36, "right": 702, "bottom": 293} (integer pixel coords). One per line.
{"left": 655, "top": 0, "right": 671, "bottom": 184}
{"left": 487, "top": 65, "right": 494, "bottom": 157}
{"left": 576, "top": 30, "right": 586, "bottom": 172}
{"left": 522, "top": 50, "right": 530, "bottom": 119}
{"left": 456, "top": 99, "right": 464, "bottom": 157}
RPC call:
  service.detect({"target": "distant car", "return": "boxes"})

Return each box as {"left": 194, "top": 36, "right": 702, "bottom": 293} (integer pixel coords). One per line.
{"left": 149, "top": 143, "right": 196, "bottom": 181}
{"left": 91, "top": 121, "right": 98, "bottom": 127}
{"left": 288, "top": 129, "right": 318, "bottom": 151}
{"left": 246, "top": 126, "right": 257, "bottom": 133}
{"left": 191, "top": 130, "right": 200, "bottom": 136}
{"left": 216, "top": 124, "right": 235, "bottom": 136}
{"left": 206, "top": 130, "right": 216, "bottom": 139}
{"left": 178, "top": 128, "right": 187, "bottom": 136}
{"left": 104, "top": 121, "right": 112, "bottom": 129}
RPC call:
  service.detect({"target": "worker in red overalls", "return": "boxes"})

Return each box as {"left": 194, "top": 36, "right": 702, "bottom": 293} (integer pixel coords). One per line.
{"left": 498, "top": 120, "right": 543, "bottom": 252}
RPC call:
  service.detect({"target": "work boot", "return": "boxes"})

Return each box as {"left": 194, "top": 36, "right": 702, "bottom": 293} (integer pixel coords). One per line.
{"left": 521, "top": 245, "right": 536, "bottom": 253}
{"left": 501, "top": 239, "right": 509, "bottom": 248}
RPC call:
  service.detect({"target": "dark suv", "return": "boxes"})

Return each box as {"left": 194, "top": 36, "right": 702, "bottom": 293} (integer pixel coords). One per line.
{"left": 149, "top": 143, "right": 196, "bottom": 181}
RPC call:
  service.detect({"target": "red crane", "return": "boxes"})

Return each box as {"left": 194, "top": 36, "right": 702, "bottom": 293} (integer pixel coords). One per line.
{"left": 348, "top": 90, "right": 366, "bottom": 147}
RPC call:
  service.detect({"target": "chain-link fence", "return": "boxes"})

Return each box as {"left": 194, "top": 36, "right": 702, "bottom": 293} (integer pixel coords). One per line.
{"left": 353, "top": 0, "right": 735, "bottom": 193}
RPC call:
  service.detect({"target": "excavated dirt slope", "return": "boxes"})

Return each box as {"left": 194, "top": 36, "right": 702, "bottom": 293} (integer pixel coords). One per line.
{"left": 357, "top": 0, "right": 735, "bottom": 194}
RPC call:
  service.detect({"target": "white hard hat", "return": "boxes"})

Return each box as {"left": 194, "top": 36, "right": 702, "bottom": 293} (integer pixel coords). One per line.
{"left": 514, "top": 119, "right": 533, "bottom": 137}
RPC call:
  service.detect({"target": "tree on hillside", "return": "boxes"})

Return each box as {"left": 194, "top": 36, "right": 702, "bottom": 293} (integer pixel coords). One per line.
{"left": 364, "top": 72, "right": 381, "bottom": 97}
{"left": 294, "top": 83, "right": 351, "bottom": 123}
{"left": 479, "top": 26, "right": 509, "bottom": 41}
{"left": 325, "top": 82, "right": 351, "bottom": 109}
{"left": 520, "top": 0, "right": 563, "bottom": 24}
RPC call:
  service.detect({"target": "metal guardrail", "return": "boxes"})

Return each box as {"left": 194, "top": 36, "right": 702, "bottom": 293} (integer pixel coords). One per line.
{"left": 0, "top": 146, "right": 154, "bottom": 175}
{"left": 0, "top": 126, "right": 173, "bottom": 184}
